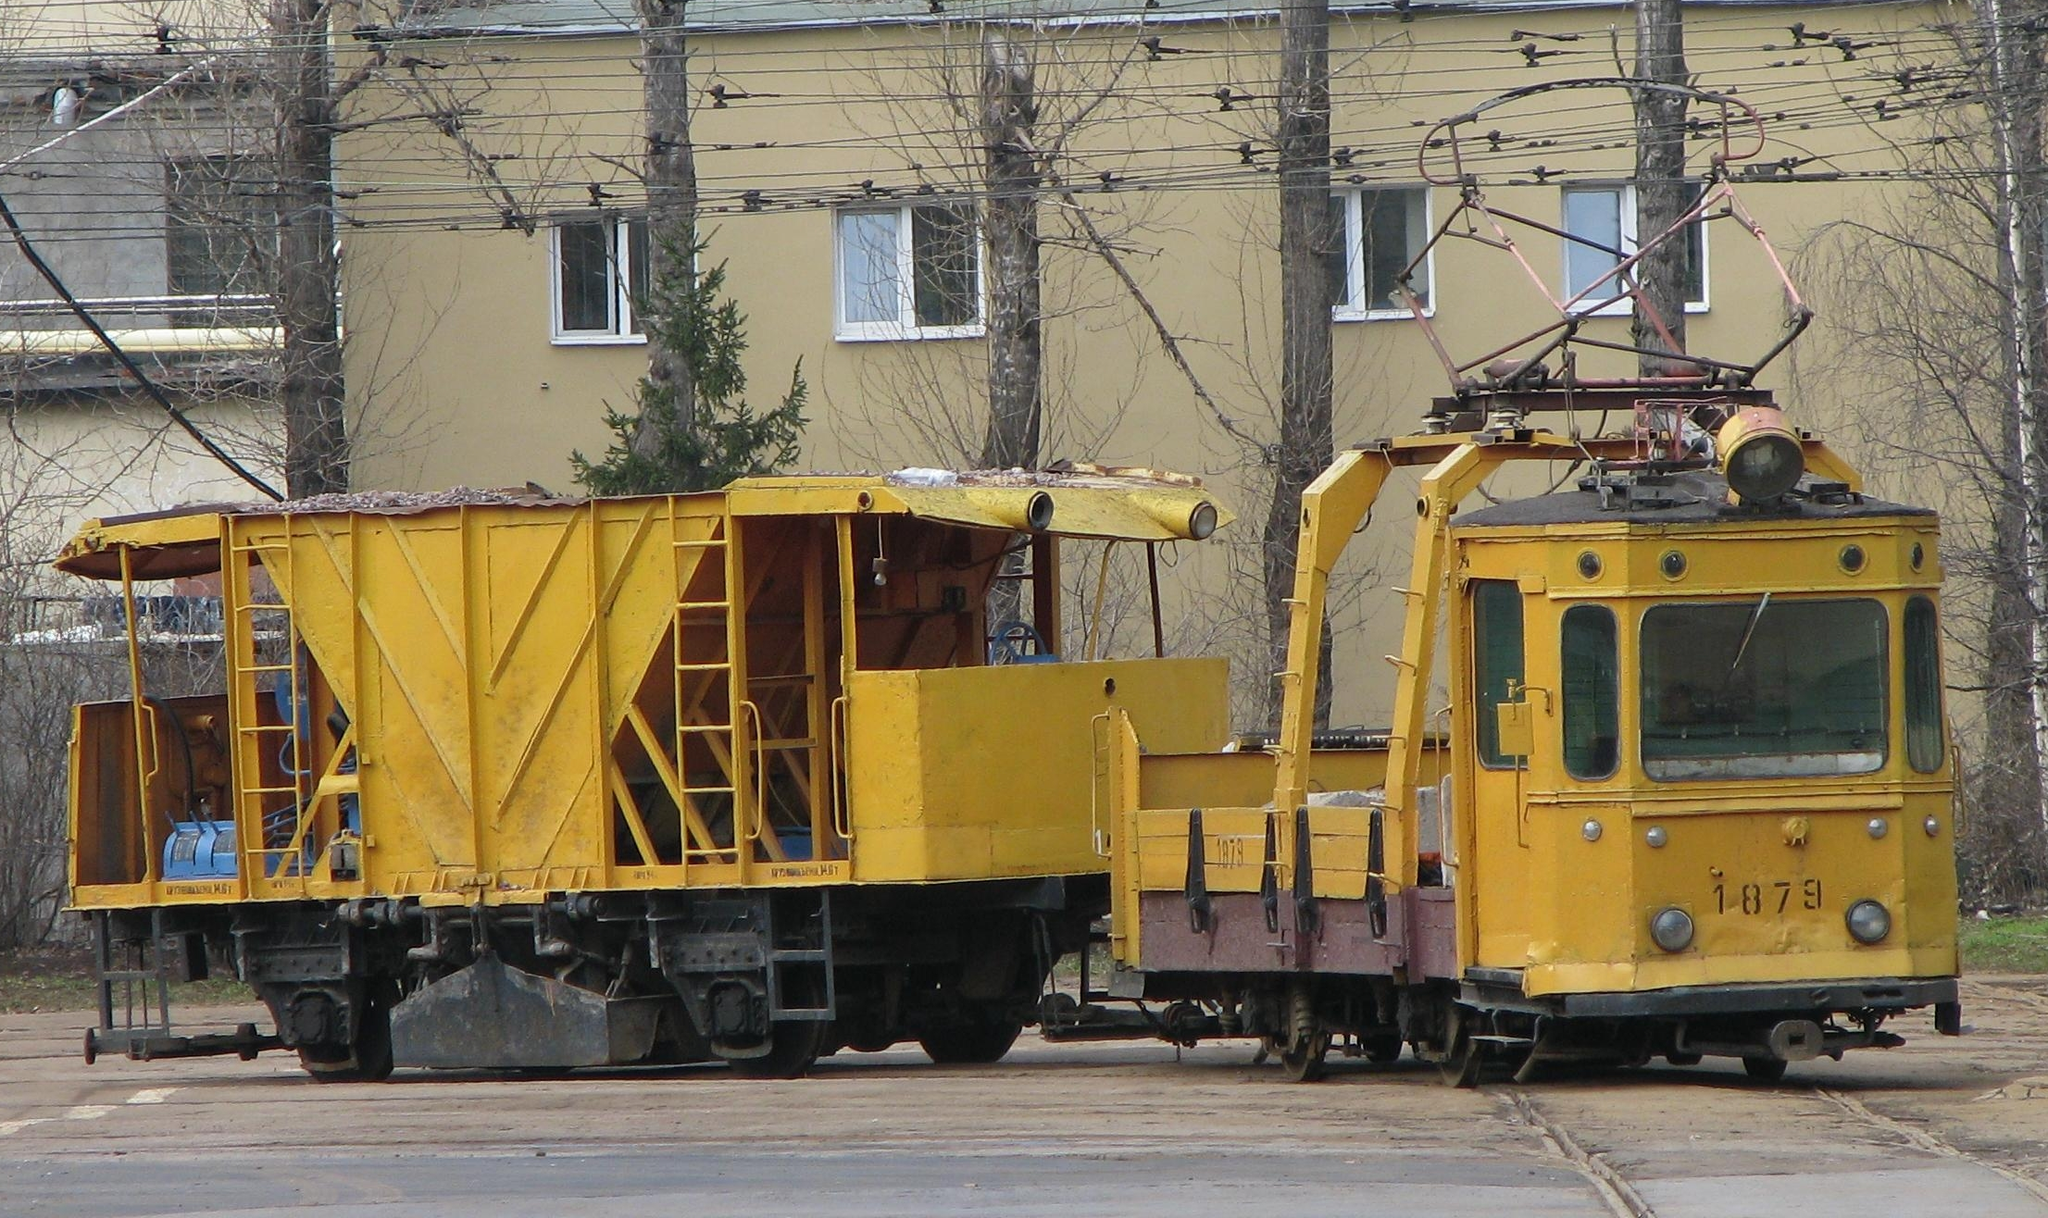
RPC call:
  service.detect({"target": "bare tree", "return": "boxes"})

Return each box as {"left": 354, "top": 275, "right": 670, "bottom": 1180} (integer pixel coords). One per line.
{"left": 827, "top": 21, "right": 1168, "bottom": 475}
{"left": 980, "top": 32, "right": 1042, "bottom": 472}
{"left": 1267, "top": 0, "right": 1335, "bottom": 727}
{"left": 1631, "top": 0, "right": 1691, "bottom": 374}
{"left": 273, "top": 0, "right": 347, "bottom": 495}
{"left": 1799, "top": 4, "right": 2047, "bottom": 903}
{"left": 631, "top": 0, "right": 701, "bottom": 464}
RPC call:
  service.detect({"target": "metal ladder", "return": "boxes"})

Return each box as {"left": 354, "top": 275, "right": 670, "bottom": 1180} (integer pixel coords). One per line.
{"left": 763, "top": 891, "right": 836, "bottom": 1021}
{"left": 671, "top": 508, "right": 748, "bottom": 861}
{"left": 224, "top": 536, "right": 308, "bottom": 881}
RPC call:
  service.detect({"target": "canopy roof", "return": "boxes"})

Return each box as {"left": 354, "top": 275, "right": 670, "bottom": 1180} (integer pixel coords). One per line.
{"left": 54, "top": 469, "right": 1232, "bottom": 582}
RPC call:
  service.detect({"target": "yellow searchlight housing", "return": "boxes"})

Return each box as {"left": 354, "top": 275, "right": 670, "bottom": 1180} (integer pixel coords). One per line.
{"left": 1717, "top": 406, "right": 1804, "bottom": 503}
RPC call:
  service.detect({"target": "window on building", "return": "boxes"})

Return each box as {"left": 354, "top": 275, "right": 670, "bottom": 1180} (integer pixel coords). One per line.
{"left": 164, "top": 155, "right": 270, "bottom": 328}
{"left": 1327, "top": 186, "right": 1432, "bottom": 319}
{"left": 1561, "top": 604, "right": 1620, "bottom": 780}
{"left": 835, "top": 204, "right": 981, "bottom": 340}
{"left": 1560, "top": 184, "right": 1706, "bottom": 314}
{"left": 1471, "top": 579, "right": 1525, "bottom": 769}
{"left": 552, "top": 216, "right": 648, "bottom": 343}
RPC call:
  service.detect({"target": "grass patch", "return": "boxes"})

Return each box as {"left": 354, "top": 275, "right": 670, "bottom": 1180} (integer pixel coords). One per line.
{"left": 0, "top": 947, "right": 255, "bottom": 1015}
{"left": 1960, "top": 913, "right": 2048, "bottom": 975}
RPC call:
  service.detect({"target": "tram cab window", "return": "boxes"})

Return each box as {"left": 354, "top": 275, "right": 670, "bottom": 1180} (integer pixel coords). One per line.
{"left": 1561, "top": 605, "right": 1619, "bottom": 780}
{"left": 1640, "top": 597, "right": 1887, "bottom": 781}
{"left": 1471, "top": 580, "right": 1525, "bottom": 768}
{"left": 1905, "top": 596, "right": 1946, "bottom": 773}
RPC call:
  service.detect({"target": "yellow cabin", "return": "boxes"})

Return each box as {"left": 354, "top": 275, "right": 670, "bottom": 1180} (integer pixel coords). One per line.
{"left": 1105, "top": 399, "right": 1960, "bottom": 1084}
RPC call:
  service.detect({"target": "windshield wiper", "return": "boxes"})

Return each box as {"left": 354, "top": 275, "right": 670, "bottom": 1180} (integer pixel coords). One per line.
{"left": 1726, "top": 592, "right": 1771, "bottom": 676}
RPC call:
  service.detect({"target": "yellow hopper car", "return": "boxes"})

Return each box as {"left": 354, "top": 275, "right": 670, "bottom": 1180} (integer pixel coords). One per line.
{"left": 59, "top": 471, "right": 1230, "bottom": 1079}
{"left": 1102, "top": 388, "right": 1960, "bottom": 1083}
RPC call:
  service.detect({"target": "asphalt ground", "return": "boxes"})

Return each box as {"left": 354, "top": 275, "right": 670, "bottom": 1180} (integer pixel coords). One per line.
{"left": 3, "top": 978, "right": 2046, "bottom": 1217}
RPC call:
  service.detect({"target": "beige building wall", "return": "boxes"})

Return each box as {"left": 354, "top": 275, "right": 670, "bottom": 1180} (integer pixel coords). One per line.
{"left": 338, "top": 0, "right": 1952, "bottom": 728}
{"left": 1, "top": 2, "right": 283, "bottom": 601}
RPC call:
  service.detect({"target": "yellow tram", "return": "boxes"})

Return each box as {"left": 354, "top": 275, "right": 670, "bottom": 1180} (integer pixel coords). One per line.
{"left": 1102, "top": 389, "right": 1960, "bottom": 1082}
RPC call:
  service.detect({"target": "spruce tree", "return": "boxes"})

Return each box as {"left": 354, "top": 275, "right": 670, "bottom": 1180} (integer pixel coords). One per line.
{"left": 572, "top": 235, "right": 807, "bottom": 495}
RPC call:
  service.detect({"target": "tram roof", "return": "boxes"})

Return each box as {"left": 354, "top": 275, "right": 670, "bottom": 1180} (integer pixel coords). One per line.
{"left": 53, "top": 467, "right": 1231, "bottom": 582}
{"left": 1455, "top": 472, "right": 1934, "bottom": 530}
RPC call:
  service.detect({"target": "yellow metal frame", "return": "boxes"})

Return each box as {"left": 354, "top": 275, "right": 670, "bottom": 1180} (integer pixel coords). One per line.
{"left": 1112, "top": 426, "right": 1947, "bottom": 994}
{"left": 1269, "top": 433, "right": 1860, "bottom": 900}
{"left": 63, "top": 475, "right": 1236, "bottom": 912}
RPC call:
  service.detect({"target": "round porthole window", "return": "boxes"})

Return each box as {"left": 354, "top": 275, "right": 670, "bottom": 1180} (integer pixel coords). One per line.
{"left": 1659, "top": 550, "right": 1687, "bottom": 580}
{"left": 1577, "top": 551, "right": 1603, "bottom": 581}
{"left": 1840, "top": 544, "right": 1866, "bottom": 574}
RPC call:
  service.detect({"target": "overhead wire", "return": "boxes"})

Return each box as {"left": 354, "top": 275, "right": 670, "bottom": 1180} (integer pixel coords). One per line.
{"left": 0, "top": 185, "right": 283, "bottom": 500}
{"left": 0, "top": 4, "right": 2004, "bottom": 276}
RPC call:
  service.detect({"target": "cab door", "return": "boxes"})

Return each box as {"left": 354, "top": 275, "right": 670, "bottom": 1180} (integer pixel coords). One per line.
{"left": 1461, "top": 578, "right": 1535, "bottom": 969}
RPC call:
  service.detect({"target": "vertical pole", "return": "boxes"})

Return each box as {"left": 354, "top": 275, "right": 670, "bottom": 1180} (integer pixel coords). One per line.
{"left": 588, "top": 505, "right": 616, "bottom": 884}
{"left": 119, "top": 548, "right": 155, "bottom": 884}
{"left": 1146, "top": 543, "right": 1165, "bottom": 659}
{"left": 836, "top": 517, "right": 859, "bottom": 677}
{"left": 833, "top": 515, "right": 859, "bottom": 846}
{"left": 1030, "top": 533, "right": 1061, "bottom": 649}
{"left": 802, "top": 524, "right": 829, "bottom": 852}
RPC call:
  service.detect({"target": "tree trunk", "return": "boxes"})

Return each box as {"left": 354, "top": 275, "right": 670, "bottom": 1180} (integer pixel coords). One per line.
{"left": 1631, "top": 0, "right": 1690, "bottom": 376}
{"left": 979, "top": 32, "right": 1042, "bottom": 472}
{"left": 1990, "top": 0, "right": 2048, "bottom": 853}
{"left": 274, "top": 0, "right": 347, "bottom": 496}
{"left": 1266, "top": 0, "right": 1335, "bottom": 727}
{"left": 978, "top": 33, "right": 1043, "bottom": 640}
{"left": 634, "top": 0, "right": 699, "bottom": 460}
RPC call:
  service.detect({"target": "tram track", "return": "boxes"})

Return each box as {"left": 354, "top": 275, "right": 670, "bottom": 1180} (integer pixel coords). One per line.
{"left": 1498, "top": 1087, "right": 1657, "bottom": 1218}
{"left": 1503, "top": 1067, "right": 2048, "bottom": 1218}
{"left": 1814, "top": 1086, "right": 2048, "bottom": 1205}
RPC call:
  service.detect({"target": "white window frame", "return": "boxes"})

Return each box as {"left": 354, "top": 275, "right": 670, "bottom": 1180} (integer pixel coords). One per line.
{"left": 834, "top": 204, "right": 985, "bottom": 343}
{"left": 549, "top": 216, "right": 647, "bottom": 346}
{"left": 1331, "top": 185, "right": 1434, "bottom": 322}
{"left": 1560, "top": 184, "right": 1709, "bottom": 318}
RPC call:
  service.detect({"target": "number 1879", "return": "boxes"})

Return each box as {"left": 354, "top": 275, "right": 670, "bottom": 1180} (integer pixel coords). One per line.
{"left": 1714, "top": 878, "right": 1822, "bottom": 915}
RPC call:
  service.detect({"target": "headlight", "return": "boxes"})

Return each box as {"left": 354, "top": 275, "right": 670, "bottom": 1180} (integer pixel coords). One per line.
{"left": 1846, "top": 900, "right": 1892, "bottom": 945}
{"left": 1650, "top": 906, "right": 1695, "bottom": 952}
{"left": 1717, "top": 406, "right": 1805, "bottom": 503}
{"left": 1187, "top": 501, "right": 1218, "bottom": 541}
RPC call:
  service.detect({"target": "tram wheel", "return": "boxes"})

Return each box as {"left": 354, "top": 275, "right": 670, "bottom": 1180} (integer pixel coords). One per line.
{"left": 919, "top": 1012, "right": 1025, "bottom": 1065}
{"left": 1742, "top": 1056, "right": 1789, "bottom": 1083}
{"left": 1438, "top": 1013, "right": 1484, "bottom": 1089}
{"left": 1440, "top": 1038, "right": 1484, "bottom": 1088}
{"left": 298, "top": 994, "right": 393, "bottom": 1084}
{"left": 727, "top": 1020, "right": 827, "bottom": 1079}
{"left": 1664, "top": 1051, "right": 1703, "bottom": 1067}
{"left": 1279, "top": 1030, "right": 1330, "bottom": 1083}
{"left": 1363, "top": 1033, "right": 1404, "bottom": 1064}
